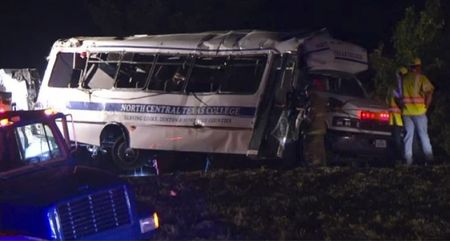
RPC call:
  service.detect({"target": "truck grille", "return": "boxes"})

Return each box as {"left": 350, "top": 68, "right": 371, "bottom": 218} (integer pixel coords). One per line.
{"left": 56, "top": 186, "right": 132, "bottom": 240}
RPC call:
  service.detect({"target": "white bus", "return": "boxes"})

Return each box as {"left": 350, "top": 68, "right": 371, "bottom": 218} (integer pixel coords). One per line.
{"left": 37, "top": 30, "right": 390, "bottom": 170}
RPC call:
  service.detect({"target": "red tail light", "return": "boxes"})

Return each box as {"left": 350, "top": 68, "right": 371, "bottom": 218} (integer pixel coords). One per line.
{"left": 379, "top": 112, "right": 390, "bottom": 122}
{"left": 360, "top": 111, "right": 389, "bottom": 122}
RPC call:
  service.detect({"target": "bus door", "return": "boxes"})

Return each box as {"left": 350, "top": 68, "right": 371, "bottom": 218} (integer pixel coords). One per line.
{"left": 257, "top": 53, "right": 302, "bottom": 158}
{"left": 178, "top": 54, "right": 270, "bottom": 154}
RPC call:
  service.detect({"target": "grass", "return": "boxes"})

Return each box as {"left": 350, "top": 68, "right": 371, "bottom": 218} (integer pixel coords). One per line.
{"left": 128, "top": 165, "right": 450, "bottom": 240}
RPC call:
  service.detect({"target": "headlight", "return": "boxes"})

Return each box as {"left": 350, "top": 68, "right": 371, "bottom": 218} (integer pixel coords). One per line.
{"left": 139, "top": 212, "right": 159, "bottom": 233}
{"left": 47, "top": 208, "right": 61, "bottom": 240}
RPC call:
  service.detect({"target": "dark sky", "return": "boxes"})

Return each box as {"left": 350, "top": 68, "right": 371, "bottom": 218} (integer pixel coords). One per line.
{"left": 0, "top": 0, "right": 98, "bottom": 71}
{"left": 0, "top": 0, "right": 429, "bottom": 75}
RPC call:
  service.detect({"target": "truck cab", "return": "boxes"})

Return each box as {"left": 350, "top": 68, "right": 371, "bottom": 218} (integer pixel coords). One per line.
{"left": 0, "top": 109, "right": 158, "bottom": 240}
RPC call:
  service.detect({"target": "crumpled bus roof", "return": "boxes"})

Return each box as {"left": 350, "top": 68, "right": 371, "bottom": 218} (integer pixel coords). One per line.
{"left": 51, "top": 29, "right": 368, "bottom": 74}
{"left": 53, "top": 29, "right": 323, "bottom": 53}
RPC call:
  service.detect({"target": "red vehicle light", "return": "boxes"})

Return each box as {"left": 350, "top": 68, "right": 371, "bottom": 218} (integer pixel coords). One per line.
{"left": 379, "top": 112, "right": 390, "bottom": 122}
{"left": 360, "top": 111, "right": 390, "bottom": 122}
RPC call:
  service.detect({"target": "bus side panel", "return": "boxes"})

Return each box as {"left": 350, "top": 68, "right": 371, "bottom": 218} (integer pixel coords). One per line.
{"left": 39, "top": 47, "right": 271, "bottom": 156}
{"left": 129, "top": 126, "right": 252, "bottom": 154}
{"left": 87, "top": 91, "right": 258, "bottom": 154}
{"left": 39, "top": 85, "right": 105, "bottom": 147}
{"left": 69, "top": 122, "right": 103, "bottom": 146}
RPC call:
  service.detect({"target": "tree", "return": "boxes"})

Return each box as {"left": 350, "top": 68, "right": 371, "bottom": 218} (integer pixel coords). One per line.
{"left": 394, "top": 0, "right": 444, "bottom": 65}
{"left": 370, "top": 0, "right": 443, "bottom": 98}
{"left": 370, "top": 0, "right": 450, "bottom": 158}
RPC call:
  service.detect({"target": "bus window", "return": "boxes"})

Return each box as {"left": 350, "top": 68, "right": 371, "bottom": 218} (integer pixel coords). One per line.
{"left": 148, "top": 55, "right": 190, "bottom": 92}
{"left": 114, "top": 53, "right": 155, "bottom": 89}
{"left": 48, "top": 53, "right": 83, "bottom": 88}
{"left": 82, "top": 52, "right": 117, "bottom": 89}
{"left": 187, "top": 57, "right": 226, "bottom": 93}
{"left": 220, "top": 55, "right": 267, "bottom": 94}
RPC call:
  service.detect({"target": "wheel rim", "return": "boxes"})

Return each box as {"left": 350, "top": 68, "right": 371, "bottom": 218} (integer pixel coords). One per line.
{"left": 118, "top": 142, "right": 139, "bottom": 164}
{"left": 113, "top": 137, "right": 142, "bottom": 170}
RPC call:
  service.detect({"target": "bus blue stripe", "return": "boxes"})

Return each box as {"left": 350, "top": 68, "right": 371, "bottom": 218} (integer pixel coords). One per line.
{"left": 66, "top": 101, "right": 256, "bottom": 117}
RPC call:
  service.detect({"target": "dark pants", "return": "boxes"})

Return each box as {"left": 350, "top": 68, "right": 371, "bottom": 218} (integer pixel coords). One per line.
{"left": 392, "top": 125, "right": 404, "bottom": 161}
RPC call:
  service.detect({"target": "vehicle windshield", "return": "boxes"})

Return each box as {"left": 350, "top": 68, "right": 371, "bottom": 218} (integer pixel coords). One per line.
{"left": 0, "top": 122, "right": 63, "bottom": 173}
{"left": 309, "top": 73, "right": 366, "bottom": 98}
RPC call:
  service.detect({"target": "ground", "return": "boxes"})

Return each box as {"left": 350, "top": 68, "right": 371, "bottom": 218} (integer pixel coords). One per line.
{"left": 127, "top": 164, "right": 450, "bottom": 240}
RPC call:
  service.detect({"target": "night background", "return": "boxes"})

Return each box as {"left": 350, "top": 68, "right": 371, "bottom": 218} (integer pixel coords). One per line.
{"left": 0, "top": 0, "right": 438, "bottom": 71}
{"left": 1, "top": 0, "right": 450, "bottom": 240}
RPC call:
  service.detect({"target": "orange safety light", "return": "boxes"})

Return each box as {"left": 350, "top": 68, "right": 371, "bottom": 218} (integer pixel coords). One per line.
{"left": 153, "top": 212, "right": 160, "bottom": 229}
{"left": 0, "top": 118, "right": 11, "bottom": 127}
{"left": 44, "top": 108, "right": 57, "bottom": 116}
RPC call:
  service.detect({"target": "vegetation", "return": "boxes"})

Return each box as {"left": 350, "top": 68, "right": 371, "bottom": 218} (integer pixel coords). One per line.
{"left": 369, "top": 0, "right": 450, "bottom": 157}
{"left": 130, "top": 165, "right": 450, "bottom": 240}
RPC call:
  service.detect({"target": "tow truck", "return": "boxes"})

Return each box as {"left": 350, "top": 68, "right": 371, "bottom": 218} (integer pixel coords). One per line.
{"left": 0, "top": 97, "right": 159, "bottom": 240}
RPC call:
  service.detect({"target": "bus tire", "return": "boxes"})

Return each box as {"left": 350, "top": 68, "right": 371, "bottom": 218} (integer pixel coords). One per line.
{"left": 111, "top": 136, "right": 144, "bottom": 171}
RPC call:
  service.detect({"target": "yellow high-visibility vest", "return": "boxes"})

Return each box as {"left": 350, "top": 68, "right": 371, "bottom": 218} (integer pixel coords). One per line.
{"left": 401, "top": 72, "right": 434, "bottom": 116}
{"left": 388, "top": 96, "right": 403, "bottom": 126}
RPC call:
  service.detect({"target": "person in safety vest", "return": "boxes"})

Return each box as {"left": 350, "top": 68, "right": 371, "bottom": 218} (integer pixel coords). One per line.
{"left": 401, "top": 58, "right": 434, "bottom": 165}
{"left": 387, "top": 67, "right": 408, "bottom": 161}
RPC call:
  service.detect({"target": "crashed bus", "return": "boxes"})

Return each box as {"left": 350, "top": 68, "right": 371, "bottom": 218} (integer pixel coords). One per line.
{"left": 37, "top": 30, "right": 392, "bottom": 170}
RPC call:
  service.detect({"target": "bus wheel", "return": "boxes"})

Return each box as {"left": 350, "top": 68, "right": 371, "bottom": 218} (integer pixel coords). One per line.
{"left": 111, "top": 137, "right": 144, "bottom": 171}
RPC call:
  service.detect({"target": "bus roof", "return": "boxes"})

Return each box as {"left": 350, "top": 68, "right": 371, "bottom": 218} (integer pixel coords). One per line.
{"left": 53, "top": 29, "right": 325, "bottom": 53}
